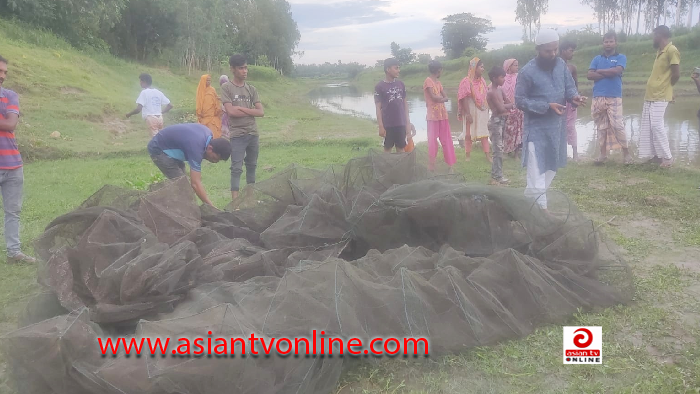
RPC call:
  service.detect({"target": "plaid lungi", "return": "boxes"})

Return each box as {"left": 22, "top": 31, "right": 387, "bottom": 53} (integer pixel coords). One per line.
{"left": 592, "top": 97, "right": 627, "bottom": 151}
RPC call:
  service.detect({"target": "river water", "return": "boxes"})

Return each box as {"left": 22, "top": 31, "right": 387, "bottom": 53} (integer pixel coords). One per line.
{"left": 310, "top": 84, "right": 700, "bottom": 165}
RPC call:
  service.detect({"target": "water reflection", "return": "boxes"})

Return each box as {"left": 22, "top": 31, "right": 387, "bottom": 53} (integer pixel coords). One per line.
{"left": 310, "top": 84, "right": 700, "bottom": 165}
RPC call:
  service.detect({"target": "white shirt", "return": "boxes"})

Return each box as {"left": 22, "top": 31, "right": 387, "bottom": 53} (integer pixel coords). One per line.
{"left": 136, "top": 88, "right": 170, "bottom": 119}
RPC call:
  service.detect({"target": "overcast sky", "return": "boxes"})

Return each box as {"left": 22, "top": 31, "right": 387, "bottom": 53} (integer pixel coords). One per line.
{"left": 288, "top": 0, "right": 697, "bottom": 66}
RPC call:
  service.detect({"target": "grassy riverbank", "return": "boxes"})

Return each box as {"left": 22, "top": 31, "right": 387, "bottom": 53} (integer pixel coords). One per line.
{"left": 1, "top": 19, "right": 700, "bottom": 394}
{"left": 0, "top": 19, "right": 377, "bottom": 162}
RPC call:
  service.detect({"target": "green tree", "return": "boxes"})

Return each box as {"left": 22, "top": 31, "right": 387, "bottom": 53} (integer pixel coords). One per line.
{"left": 581, "top": 0, "right": 619, "bottom": 33}
{"left": 390, "top": 42, "right": 417, "bottom": 64}
{"left": 416, "top": 53, "right": 432, "bottom": 64}
{"left": 440, "top": 13, "right": 494, "bottom": 59}
{"left": 104, "top": 0, "right": 180, "bottom": 61}
{"left": 1, "top": 0, "right": 301, "bottom": 75}
{"left": 1, "top": 0, "right": 127, "bottom": 48}
{"left": 515, "top": 0, "right": 549, "bottom": 42}
{"left": 235, "top": 0, "right": 301, "bottom": 75}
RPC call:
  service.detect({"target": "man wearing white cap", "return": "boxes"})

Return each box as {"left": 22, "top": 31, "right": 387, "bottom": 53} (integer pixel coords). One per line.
{"left": 515, "top": 29, "right": 587, "bottom": 210}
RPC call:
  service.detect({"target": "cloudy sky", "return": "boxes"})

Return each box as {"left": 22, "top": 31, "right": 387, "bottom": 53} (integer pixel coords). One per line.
{"left": 288, "top": 0, "right": 660, "bottom": 65}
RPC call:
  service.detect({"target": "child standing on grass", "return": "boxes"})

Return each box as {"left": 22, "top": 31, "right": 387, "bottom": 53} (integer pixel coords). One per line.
{"left": 126, "top": 73, "right": 173, "bottom": 137}
{"left": 375, "top": 58, "right": 414, "bottom": 153}
{"left": 423, "top": 61, "right": 455, "bottom": 174}
{"left": 486, "top": 66, "right": 514, "bottom": 185}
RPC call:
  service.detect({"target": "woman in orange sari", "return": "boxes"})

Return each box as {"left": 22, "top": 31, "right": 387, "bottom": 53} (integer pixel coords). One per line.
{"left": 196, "top": 74, "right": 223, "bottom": 138}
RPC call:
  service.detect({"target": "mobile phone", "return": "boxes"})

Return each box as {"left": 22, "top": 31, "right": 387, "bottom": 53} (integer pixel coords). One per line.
{"left": 694, "top": 67, "right": 700, "bottom": 75}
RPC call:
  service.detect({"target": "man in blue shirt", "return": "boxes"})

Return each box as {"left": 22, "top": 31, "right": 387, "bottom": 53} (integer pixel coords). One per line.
{"left": 588, "top": 31, "right": 632, "bottom": 165}
{"left": 148, "top": 123, "right": 232, "bottom": 208}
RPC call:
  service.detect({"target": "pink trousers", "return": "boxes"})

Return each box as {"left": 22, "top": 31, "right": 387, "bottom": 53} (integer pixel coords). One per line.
{"left": 427, "top": 120, "right": 456, "bottom": 168}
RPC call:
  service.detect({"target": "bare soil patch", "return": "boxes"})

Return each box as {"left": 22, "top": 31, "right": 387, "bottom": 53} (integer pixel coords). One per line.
{"left": 60, "top": 86, "right": 87, "bottom": 95}
{"left": 102, "top": 117, "right": 130, "bottom": 136}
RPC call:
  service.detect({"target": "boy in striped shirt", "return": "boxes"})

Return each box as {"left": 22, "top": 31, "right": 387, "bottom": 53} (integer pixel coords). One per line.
{"left": 0, "top": 55, "right": 37, "bottom": 264}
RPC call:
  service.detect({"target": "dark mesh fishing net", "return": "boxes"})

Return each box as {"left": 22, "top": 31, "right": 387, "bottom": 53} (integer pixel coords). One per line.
{"left": 2, "top": 150, "right": 633, "bottom": 394}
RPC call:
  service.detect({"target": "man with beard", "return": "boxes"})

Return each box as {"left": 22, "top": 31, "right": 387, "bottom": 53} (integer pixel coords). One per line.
{"left": 638, "top": 25, "right": 680, "bottom": 168}
{"left": 515, "top": 29, "right": 587, "bottom": 210}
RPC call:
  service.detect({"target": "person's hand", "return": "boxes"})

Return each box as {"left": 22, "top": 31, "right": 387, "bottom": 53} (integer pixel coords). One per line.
{"left": 691, "top": 73, "right": 699, "bottom": 82}
{"left": 409, "top": 123, "right": 416, "bottom": 137}
{"left": 125, "top": 113, "right": 131, "bottom": 119}
{"left": 205, "top": 201, "right": 221, "bottom": 211}
{"left": 379, "top": 126, "right": 386, "bottom": 138}
{"left": 466, "top": 114, "right": 474, "bottom": 124}
{"left": 549, "top": 103, "right": 566, "bottom": 115}
{"left": 573, "top": 96, "right": 588, "bottom": 107}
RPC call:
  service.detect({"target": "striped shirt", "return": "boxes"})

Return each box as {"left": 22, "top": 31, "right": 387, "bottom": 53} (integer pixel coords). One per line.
{"left": 0, "top": 88, "right": 23, "bottom": 169}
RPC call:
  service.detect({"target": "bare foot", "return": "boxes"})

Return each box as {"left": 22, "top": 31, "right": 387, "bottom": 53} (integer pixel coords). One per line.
{"left": 660, "top": 158, "right": 674, "bottom": 168}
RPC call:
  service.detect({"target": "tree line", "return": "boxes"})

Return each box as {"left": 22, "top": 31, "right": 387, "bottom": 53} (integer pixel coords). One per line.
{"left": 0, "top": 0, "right": 301, "bottom": 75}
{"left": 580, "top": 0, "right": 699, "bottom": 35}
{"left": 516, "top": 0, "right": 699, "bottom": 41}
{"left": 294, "top": 61, "right": 368, "bottom": 79}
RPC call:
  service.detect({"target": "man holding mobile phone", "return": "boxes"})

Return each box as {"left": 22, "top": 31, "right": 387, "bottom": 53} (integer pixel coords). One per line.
{"left": 515, "top": 29, "right": 587, "bottom": 211}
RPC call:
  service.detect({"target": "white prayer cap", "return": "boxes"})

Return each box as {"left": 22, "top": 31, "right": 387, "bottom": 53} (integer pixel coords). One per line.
{"left": 535, "top": 29, "right": 559, "bottom": 46}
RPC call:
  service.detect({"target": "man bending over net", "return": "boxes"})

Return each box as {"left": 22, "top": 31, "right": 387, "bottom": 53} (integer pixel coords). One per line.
{"left": 147, "top": 123, "right": 232, "bottom": 209}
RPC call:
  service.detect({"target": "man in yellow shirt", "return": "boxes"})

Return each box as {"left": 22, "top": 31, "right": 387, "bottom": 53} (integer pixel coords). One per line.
{"left": 638, "top": 25, "right": 680, "bottom": 168}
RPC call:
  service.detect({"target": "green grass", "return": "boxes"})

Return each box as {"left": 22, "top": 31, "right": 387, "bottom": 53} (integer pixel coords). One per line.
{"left": 0, "top": 18, "right": 376, "bottom": 161}
{"left": 2, "top": 18, "right": 700, "bottom": 394}
{"left": 336, "top": 264, "right": 700, "bottom": 394}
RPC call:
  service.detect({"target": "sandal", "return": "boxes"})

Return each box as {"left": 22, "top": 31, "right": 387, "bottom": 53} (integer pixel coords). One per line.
{"left": 659, "top": 158, "right": 674, "bottom": 168}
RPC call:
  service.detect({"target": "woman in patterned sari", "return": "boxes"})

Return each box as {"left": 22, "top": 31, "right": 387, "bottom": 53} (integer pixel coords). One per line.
{"left": 458, "top": 57, "right": 492, "bottom": 162}
{"left": 501, "top": 59, "right": 524, "bottom": 157}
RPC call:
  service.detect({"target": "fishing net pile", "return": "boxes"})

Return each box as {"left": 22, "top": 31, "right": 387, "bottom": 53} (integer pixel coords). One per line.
{"left": 2, "top": 150, "right": 633, "bottom": 394}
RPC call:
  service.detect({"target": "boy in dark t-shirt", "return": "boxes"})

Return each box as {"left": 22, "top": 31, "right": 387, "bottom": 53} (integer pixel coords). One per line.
{"left": 375, "top": 58, "right": 414, "bottom": 153}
